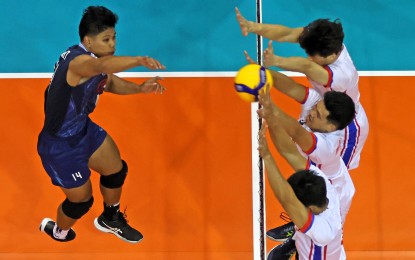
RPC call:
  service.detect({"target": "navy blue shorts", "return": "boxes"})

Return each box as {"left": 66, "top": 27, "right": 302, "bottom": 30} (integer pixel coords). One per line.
{"left": 37, "top": 119, "right": 107, "bottom": 189}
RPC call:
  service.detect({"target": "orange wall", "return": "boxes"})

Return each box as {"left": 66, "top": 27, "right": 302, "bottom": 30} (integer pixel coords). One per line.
{"left": 0, "top": 76, "right": 414, "bottom": 259}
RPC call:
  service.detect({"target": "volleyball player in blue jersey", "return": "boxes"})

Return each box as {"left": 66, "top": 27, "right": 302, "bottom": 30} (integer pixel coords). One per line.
{"left": 38, "top": 6, "right": 165, "bottom": 243}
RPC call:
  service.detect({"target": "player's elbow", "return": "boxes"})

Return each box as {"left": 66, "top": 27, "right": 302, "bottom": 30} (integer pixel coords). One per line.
{"left": 302, "top": 60, "right": 316, "bottom": 75}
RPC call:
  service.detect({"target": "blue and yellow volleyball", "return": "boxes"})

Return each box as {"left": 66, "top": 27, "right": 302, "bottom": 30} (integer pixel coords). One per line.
{"left": 234, "top": 64, "right": 273, "bottom": 102}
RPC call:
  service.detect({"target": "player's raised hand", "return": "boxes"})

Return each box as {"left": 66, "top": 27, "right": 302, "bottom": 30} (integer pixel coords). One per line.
{"left": 263, "top": 41, "right": 279, "bottom": 68}
{"left": 244, "top": 50, "right": 257, "bottom": 64}
{"left": 139, "top": 56, "right": 166, "bottom": 70}
{"left": 139, "top": 76, "right": 166, "bottom": 94}
{"left": 258, "top": 122, "right": 271, "bottom": 159}
{"left": 257, "top": 83, "right": 275, "bottom": 120}
{"left": 235, "top": 7, "right": 252, "bottom": 36}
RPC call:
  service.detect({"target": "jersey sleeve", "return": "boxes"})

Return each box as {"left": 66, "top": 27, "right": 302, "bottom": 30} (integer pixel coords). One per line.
{"left": 322, "top": 65, "right": 333, "bottom": 88}
{"left": 299, "top": 87, "right": 310, "bottom": 104}
{"left": 299, "top": 88, "right": 322, "bottom": 120}
{"left": 302, "top": 132, "right": 317, "bottom": 155}
{"left": 299, "top": 210, "right": 314, "bottom": 233}
{"left": 301, "top": 212, "right": 340, "bottom": 246}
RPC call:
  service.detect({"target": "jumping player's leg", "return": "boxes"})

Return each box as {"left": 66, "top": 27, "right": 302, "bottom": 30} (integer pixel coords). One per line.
{"left": 88, "top": 134, "right": 143, "bottom": 243}
{"left": 38, "top": 127, "right": 96, "bottom": 242}
{"left": 88, "top": 134, "right": 123, "bottom": 205}
{"left": 58, "top": 180, "right": 93, "bottom": 230}
{"left": 39, "top": 179, "right": 94, "bottom": 242}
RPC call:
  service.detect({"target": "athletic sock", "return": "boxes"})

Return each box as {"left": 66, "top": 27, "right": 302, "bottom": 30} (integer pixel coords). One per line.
{"left": 103, "top": 202, "right": 120, "bottom": 220}
{"left": 53, "top": 224, "right": 69, "bottom": 240}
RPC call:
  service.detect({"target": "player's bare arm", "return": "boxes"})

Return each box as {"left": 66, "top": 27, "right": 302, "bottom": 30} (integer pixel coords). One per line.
{"left": 264, "top": 41, "right": 329, "bottom": 85}
{"left": 235, "top": 7, "right": 303, "bottom": 42}
{"left": 105, "top": 74, "right": 165, "bottom": 95}
{"left": 67, "top": 55, "right": 165, "bottom": 86}
{"left": 257, "top": 84, "right": 315, "bottom": 153}
{"left": 268, "top": 70, "right": 308, "bottom": 103}
{"left": 258, "top": 115, "right": 308, "bottom": 172}
{"left": 258, "top": 124, "right": 309, "bottom": 228}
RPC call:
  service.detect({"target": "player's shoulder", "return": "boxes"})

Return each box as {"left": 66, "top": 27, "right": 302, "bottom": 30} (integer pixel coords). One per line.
{"left": 329, "top": 45, "right": 356, "bottom": 72}
{"left": 65, "top": 44, "right": 95, "bottom": 60}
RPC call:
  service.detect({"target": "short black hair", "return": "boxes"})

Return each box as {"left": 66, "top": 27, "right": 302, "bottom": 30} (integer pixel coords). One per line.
{"left": 79, "top": 6, "right": 118, "bottom": 41}
{"left": 299, "top": 19, "right": 344, "bottom": 57}
{"left": 287, "top": 170, "right": 327, "bottom": 208}
{"left": 323, "top": 91, "right": 355, "bottom": 130}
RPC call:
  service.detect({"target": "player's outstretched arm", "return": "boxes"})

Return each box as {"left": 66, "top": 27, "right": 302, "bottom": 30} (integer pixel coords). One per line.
{"left": 258, "top": 124, "right": 309, "bottom": 228}
{"left": 264, "top": 41, "right": 330, "bottom": 85}
{"left": 257, "top": 85, "right": 315, "bottom": 154}
{"left": 268, "top": 69, "right": 308, "bottom": 103}
{"left": 257, "top": 112, "right": 308, "bottom": 172}
{"left": 105, "top": 75, "right": 166, "bottom": 95}
{"left": 67, "top": 55, "right": 165, "bottom": 86}
{"left": 235, "top": 7, "right": 303, "bottom": 42}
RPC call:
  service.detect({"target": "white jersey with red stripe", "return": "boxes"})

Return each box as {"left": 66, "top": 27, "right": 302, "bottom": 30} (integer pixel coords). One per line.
{"left": 294, "top": 165, "right": 344, "bottom": 260}
{"left": 298, "top": 88, "right": 355, "bottom": 223}
{"left": 307, "top": 44, "right": 369, "bottom": 170}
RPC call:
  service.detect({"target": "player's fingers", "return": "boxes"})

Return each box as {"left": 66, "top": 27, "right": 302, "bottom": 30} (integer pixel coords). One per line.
{"left": 157, "top": 84, "right": 166, "bottom": 94}
{"left": 149, "top": 59, "right": 159, "bottom": 69}
{"left": 244, "top": 51, "right": 255, "bottom": 64}
{"left": 155, "top": 62, "right": 163, "bottom": 70}
{"left": 265, "top": 83, "right": 271, "bottom": 95}
{"left": 235, "top": 8, "right": 244, "bottom": 23}
{"left": 152, "top": 60, "right": 166, "bottom": 70}
{"left": 259, "top": 93, "right": 270, "bottom": 108}
{"left": 259, "top": 121, "right": 267, "bottom": 136}
{"left": 144, "top": 57, "right": 161, "bottom": 70}
{"left": 149, "top": 79, "right": 165, "bottom": 94}
{"left": 268, "top": 40, "right": 273, "bottom": 50}
{"left": 258, "top": 87, "right": 267, "bottom": 98}
{"left": 257, "top": 109, "right": 263, "bottom": 118}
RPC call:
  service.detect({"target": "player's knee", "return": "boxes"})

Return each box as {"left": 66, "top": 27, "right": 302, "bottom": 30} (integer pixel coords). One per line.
{"left": 62, "top": 196, "right": 94, "bottom": 219}
{"left": 100, "top": 160, "right": 128, "bottom": 189}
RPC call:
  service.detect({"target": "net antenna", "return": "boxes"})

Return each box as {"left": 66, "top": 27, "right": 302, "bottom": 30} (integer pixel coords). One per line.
{"left": 252, "top": 0, "right": 266, "bottom": 259}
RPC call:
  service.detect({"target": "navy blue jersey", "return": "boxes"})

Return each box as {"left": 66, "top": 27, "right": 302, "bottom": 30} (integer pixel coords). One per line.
{"left": 43, "top": 44, "right": 107, "bottom": 137}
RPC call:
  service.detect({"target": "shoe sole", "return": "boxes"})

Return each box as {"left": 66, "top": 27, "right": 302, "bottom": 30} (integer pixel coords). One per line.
{"left": 266, "top": 245, "right": 296, "bottom": 260}
{"left": 266, "top": 234, "right": 289, "bottom": 242}
{"left": 93, "top": 218, "right": 143, "bottom": 244}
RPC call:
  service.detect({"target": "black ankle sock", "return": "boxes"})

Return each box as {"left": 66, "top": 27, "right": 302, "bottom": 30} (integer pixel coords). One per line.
{"left": 103, "top": 202, "right": 120, "bottom": 220}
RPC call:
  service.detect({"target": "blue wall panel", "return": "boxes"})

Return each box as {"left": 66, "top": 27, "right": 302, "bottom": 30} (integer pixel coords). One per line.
{"left": 0, "top": 0, "right": 413, "bottom": 72}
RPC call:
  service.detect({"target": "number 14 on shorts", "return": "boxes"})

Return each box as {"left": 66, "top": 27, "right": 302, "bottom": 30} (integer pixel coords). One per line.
{"left": 72, "top": 172, "right": 83, "bottom": 181}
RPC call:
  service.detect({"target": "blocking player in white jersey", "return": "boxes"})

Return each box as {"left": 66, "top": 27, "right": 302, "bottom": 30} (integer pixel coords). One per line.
{"left": 256, "top": 77, "right": 354, "bottom": 259}
{"left": 244, "top": 50, "right": 356, "bottom": 223}
{"left": 297, "top": 85, "right": 355, "bottom": 226}
{"left": 235, "top": 8, "right": 369, "bottom": 171}
{"left": 257, "top": 118, "right": 344, "bottom": 260}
